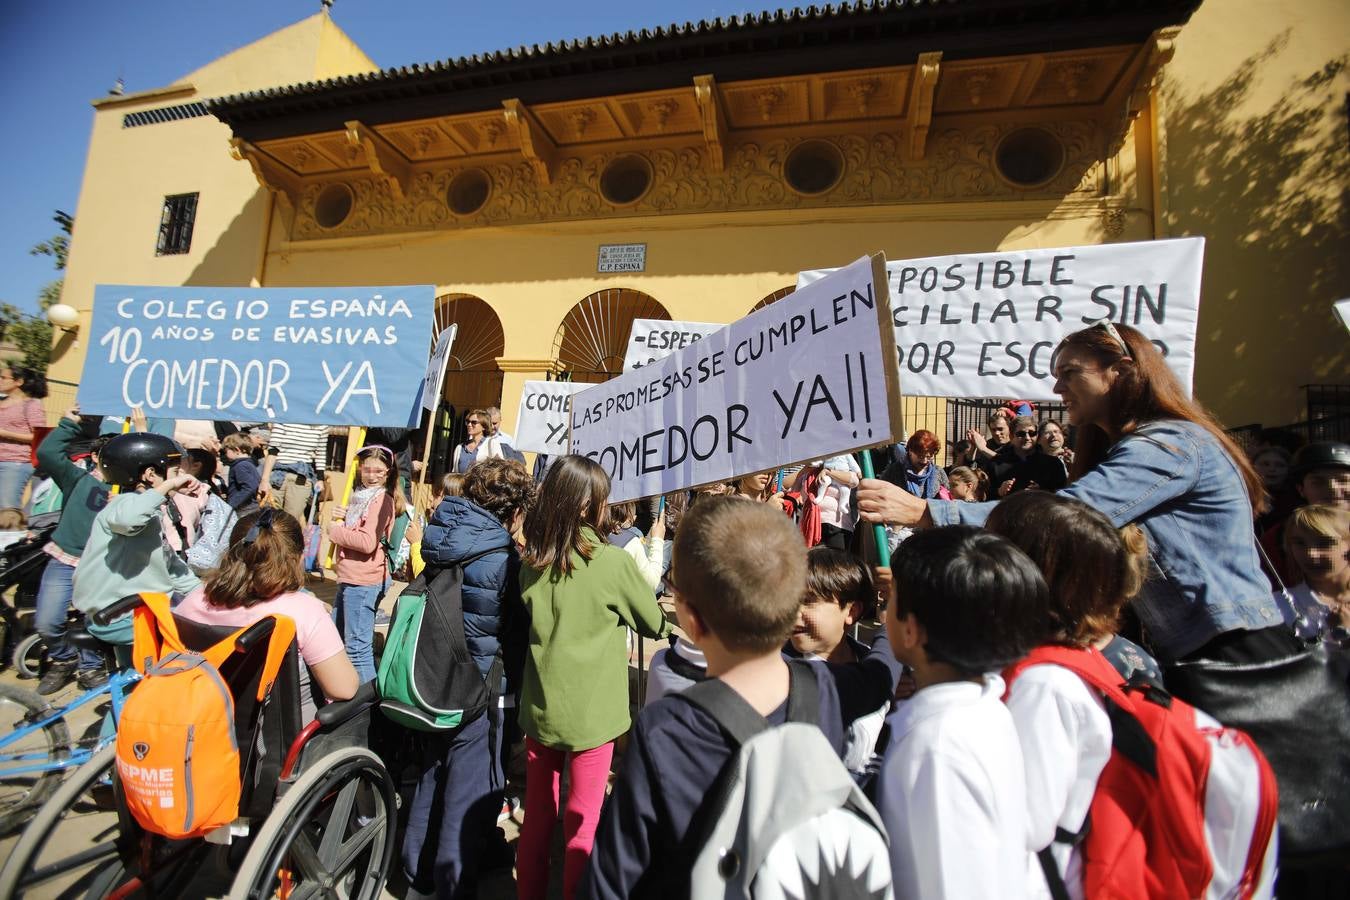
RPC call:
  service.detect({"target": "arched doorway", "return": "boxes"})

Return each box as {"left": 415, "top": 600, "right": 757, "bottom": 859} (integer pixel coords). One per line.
{"left": 553, "top": 288, "right": 671, "bottom": 384}
{"left": 429, "top": 294, "right": 505, "bottom": 474}
{"left": 751, "top": 285, "right": 795, "bottom": 314}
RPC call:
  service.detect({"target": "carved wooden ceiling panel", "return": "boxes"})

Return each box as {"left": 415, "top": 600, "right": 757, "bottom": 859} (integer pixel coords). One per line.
{"left": 934, "top": 60, "right": 1030, "bottom": 113}
{"left": 534, "top": 100, "right": 627, "bottom": 145}
{"left": 609, "top": 90, "right": 702, "bottom": 137}
{"left": 379, "top": 119, "right": 469, "bottom": 161}
{"left": 721, "top": 78, "right": 812, "bottom": 128}
{"left": 267, "top": 138, "right": 346, "bottom": 174}
{"left": 819, "top": 70, "right": 910, "bottom": 121}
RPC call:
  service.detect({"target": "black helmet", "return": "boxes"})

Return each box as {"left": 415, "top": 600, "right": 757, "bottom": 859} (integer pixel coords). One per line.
{"left": 1290, "top": 441, "right": 1350, "bottom": 480}
{"left": 99, "top": 433, "right": 182, "bottom": 489}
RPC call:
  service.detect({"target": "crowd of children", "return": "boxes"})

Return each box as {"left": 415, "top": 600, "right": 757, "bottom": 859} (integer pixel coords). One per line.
{"left": 7, "top": 317, "right": 1348, "bottom": 900}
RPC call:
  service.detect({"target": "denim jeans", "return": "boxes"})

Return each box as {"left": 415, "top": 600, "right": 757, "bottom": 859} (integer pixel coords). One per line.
{"left": 333, "top": 582, "right": 382, "bottom": 683}
{"left": 86, "top": 615, "right": 134, "bottom": 742}
{"left": 34, "top": 559, "right": 102, "bottom": 670}
{"left": 402, "top": 706, "right": 504, "bottom": 897}
{"left": 0, "top": 460, "right": 33, "bottom": 509}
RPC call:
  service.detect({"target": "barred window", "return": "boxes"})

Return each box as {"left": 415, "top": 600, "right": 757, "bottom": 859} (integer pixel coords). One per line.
{"left": 156, "top": 193, "right": 198, "bottom": 256}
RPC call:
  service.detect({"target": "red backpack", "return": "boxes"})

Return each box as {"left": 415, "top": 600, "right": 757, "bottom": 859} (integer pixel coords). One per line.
{"left": 1005, "top": 646, "right": 1278, "bottom": 900}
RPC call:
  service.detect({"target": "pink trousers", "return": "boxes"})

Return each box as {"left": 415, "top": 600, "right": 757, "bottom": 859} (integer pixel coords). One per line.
{"left": 515, "top": 736, "right": 615, "bottom": 900}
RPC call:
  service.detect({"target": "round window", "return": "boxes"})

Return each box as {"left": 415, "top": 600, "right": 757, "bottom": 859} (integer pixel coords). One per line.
{"left": 784, "top": 140, "right": 844, "bottom": 196}
{"left": 314, "top": 183, "right": 354, "bottom": 229}
{"left": 995, "top": 128, "right": 1066, "bottom": 188}
{"left": 599, "top": 155, "right": 653, "bottom": 206}
{"left": 447, "top": 169, "right": 491, "bottom": 216}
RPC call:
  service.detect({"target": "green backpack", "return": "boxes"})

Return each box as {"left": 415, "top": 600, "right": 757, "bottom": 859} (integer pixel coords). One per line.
{"left": 376, "top": 551, "right": 500, "bottom": 732}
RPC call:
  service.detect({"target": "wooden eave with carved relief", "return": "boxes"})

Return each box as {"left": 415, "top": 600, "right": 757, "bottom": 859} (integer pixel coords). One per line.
{"left": 212, "top": 1, "right": 1195, "bottom": 240}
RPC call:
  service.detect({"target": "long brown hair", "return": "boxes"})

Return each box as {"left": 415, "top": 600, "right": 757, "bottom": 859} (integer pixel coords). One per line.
{"left": 985, "top": 491, "right": 1134, "bottom": 646}
{"left": 522, "top": 455, "right": 610, "bottom": 576}
{"left": 204, "top": 509, "right": 304, "bottom": 609}
{"left": 1056, "top": 323, "right": 1264, "bottom": 513}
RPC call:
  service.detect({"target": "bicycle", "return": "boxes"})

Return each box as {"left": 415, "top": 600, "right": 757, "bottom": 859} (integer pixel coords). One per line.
{"left": 0, "top": 629, "right": 137, "bottom": 835}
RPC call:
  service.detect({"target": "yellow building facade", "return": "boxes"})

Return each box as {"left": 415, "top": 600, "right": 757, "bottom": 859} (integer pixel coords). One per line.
{"left": 50, "top": 1, "right": 1348, "bottom": 449}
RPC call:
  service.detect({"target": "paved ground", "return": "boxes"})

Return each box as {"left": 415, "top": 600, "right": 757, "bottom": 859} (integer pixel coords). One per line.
{"left": 0, "top": 573, "right": 674, "bottom": 899}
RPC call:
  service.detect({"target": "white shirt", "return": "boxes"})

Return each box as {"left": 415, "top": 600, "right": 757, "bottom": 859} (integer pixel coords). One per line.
{"left": 877, "top": 674, "right": 1030, "bottom": 900}
{"left": 1005, "top": 664, "right": 1112, "bottom": 900}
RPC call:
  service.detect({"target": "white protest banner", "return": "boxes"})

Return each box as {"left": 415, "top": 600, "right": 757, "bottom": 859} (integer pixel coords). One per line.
{"left": 514, "top": 380, "right": 589, "bottom": 455}
{"left": 798, "top": 237, "right": 1204, "bottom": 399}
{"left": 622, "top": 319, "right": 725, "bottom": 372}
{"left": 570, "top": 255, "right": 903, "bottom": 502}
{"left": 420, "top": 325, "right": 458, "bottom": 413}
{"left": 79, "top": 285, "right": 435, "bottom": 426}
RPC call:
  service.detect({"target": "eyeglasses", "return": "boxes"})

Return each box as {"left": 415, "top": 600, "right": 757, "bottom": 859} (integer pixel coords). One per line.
{"left": 466, "top": 419, "right": 482, "bottom": 426}
{"left": 1015, "top": 430, "right": 1038, "bottom": 438}
{"left": 1093, "top": 321, "right": 1133, "bottom": 360}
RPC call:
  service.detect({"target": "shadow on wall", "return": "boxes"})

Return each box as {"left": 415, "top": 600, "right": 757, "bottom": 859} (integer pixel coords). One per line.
{"left": 184, "top": 191, "right": 269, "bottom": 288}
{"left": 1164, "top": 34, "right": 1349, "bottom": 425}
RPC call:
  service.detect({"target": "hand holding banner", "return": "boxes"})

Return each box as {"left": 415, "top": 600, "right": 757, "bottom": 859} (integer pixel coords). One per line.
{"left": 570, "top": 255, "right": 903, "bottom": 502}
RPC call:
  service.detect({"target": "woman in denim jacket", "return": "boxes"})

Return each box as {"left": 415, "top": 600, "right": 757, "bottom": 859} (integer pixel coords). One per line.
{"left": 858, "top": 322, "right": 1291, "bottom": 670}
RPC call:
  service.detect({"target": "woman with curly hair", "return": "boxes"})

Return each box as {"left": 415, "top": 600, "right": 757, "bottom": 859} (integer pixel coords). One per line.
{"left": 402, "top": 456, "right": 536, "bottom": 899}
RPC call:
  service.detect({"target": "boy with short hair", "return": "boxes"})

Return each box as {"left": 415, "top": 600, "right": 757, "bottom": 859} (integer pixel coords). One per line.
{"left": 581, "top": 497, "right": 896, "bottom": 899}
{"left": 875, "top": 525, "right": 1048, "bottom": 900}
{"left": 222, "top": 432, "right": 260, "bottom": 514}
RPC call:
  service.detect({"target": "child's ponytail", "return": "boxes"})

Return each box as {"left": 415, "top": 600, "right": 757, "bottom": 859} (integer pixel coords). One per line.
{"left": 204, "top": 509, "right": 305, "bottom": 609}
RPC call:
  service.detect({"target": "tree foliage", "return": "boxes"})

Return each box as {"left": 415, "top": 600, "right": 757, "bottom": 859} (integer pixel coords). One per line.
{"left": 0, "top": 210, "right": 73, "bottom": 373}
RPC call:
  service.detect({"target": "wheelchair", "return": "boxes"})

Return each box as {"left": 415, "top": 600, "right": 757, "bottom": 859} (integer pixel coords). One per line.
{"left": 0, "top": 593, "right": 397, "bottom": 899}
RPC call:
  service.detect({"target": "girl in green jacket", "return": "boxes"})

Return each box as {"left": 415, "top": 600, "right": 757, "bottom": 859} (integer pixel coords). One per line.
{"left": 515, "top": 455, "right": 671, "bottom": 900}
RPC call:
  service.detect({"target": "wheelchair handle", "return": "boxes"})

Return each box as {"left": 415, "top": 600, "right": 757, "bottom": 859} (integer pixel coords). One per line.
{"left": 235, "top": 617, "right": 277, "bottom": 653}
{"left": 91, "top": 594, "right": 145, "bottom": 626}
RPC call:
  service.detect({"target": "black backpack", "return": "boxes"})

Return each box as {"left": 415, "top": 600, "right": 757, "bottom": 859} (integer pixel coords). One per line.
{"left": 376, "top": 551, "right": 500, "bottom": 732}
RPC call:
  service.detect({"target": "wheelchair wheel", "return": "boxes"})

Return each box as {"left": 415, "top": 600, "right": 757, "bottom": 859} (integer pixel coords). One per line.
{"left": 0, "top": 743, "right": 118, "bottom": 899}
{"left": 11, "top": 631, "right": 44, "bottom": 679}
{"left": 0, "top": 682, "right": 71, "bottom": 836}
{"left": 229, "top": 746, "right": 397, "bottom": 900}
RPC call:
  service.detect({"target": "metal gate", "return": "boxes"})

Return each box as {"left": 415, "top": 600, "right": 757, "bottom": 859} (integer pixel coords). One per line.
{"left": 427, "top": 295, "right": 506, "bottom": 477}
{"left": 553, "top": 288, "right": 670, "bottom": 384}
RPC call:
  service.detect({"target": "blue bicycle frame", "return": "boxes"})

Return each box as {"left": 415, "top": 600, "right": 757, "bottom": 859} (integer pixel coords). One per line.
{"left": 0, "top": 667, "right": 141, "bottom": 778}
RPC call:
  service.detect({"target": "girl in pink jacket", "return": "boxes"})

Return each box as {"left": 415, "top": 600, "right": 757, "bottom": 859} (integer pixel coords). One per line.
{"left": 326, "top": 445, "right": 400, "bottom": 682}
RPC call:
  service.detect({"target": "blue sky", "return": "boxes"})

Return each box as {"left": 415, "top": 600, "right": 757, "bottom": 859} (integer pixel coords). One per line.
{"left": 0, "top": 0, "right": 765, "bottom": 315}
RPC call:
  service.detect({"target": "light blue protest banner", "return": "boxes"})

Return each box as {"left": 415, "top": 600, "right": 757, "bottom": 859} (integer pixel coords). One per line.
{"left": 78, "top": 284, "right": 435, "bottom": 427}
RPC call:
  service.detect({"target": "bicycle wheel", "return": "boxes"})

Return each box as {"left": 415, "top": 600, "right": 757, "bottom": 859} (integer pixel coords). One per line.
{"left": 0, "top": 682, "right": 71, "bottom": 835}
{"left": 0, "top": 743, "right": 122, "bottom": 900}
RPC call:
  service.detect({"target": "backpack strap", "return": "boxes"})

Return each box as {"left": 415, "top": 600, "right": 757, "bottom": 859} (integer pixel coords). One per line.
{"left": 1004, "top": 644, "right": 1134, "bottom": 709}
{"left": 679, "top": 660, "right": 820, "bottom": 746}
{"left": 131, "top": 592, "right": 185, "bottom": 672}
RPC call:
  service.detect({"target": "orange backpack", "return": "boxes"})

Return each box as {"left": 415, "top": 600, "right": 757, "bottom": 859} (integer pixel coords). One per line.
{"left": 115, "top": 593, "right": 295, "bottom": 839}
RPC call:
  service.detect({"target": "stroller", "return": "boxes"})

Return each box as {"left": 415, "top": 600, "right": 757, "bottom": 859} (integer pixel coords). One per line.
{"left": 0, "top": 523, "right": 58, "bottom": 677}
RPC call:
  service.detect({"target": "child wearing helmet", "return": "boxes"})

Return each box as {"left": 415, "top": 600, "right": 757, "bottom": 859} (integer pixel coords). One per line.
{"left": 72, "top": 431, "right": 202, "bottom": 649}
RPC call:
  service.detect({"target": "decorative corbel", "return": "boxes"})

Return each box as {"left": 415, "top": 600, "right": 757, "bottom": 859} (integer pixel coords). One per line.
{"left": 693, "top": 75, "right": 728, "bottom": 172}
{"left": 229, "top": 138, "right": 300, "bottom": 211}
{"left": 344, "top": 120, "right": 413, "bottom": 202}
{"left": 906, "top": 52, "right": 942, "bottom": 160}
{"left": 502, "top": 99, "right": 556, "bottom": 186}
{"left": 1127, "top": 27, "right": 1181, "bottom": 121}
